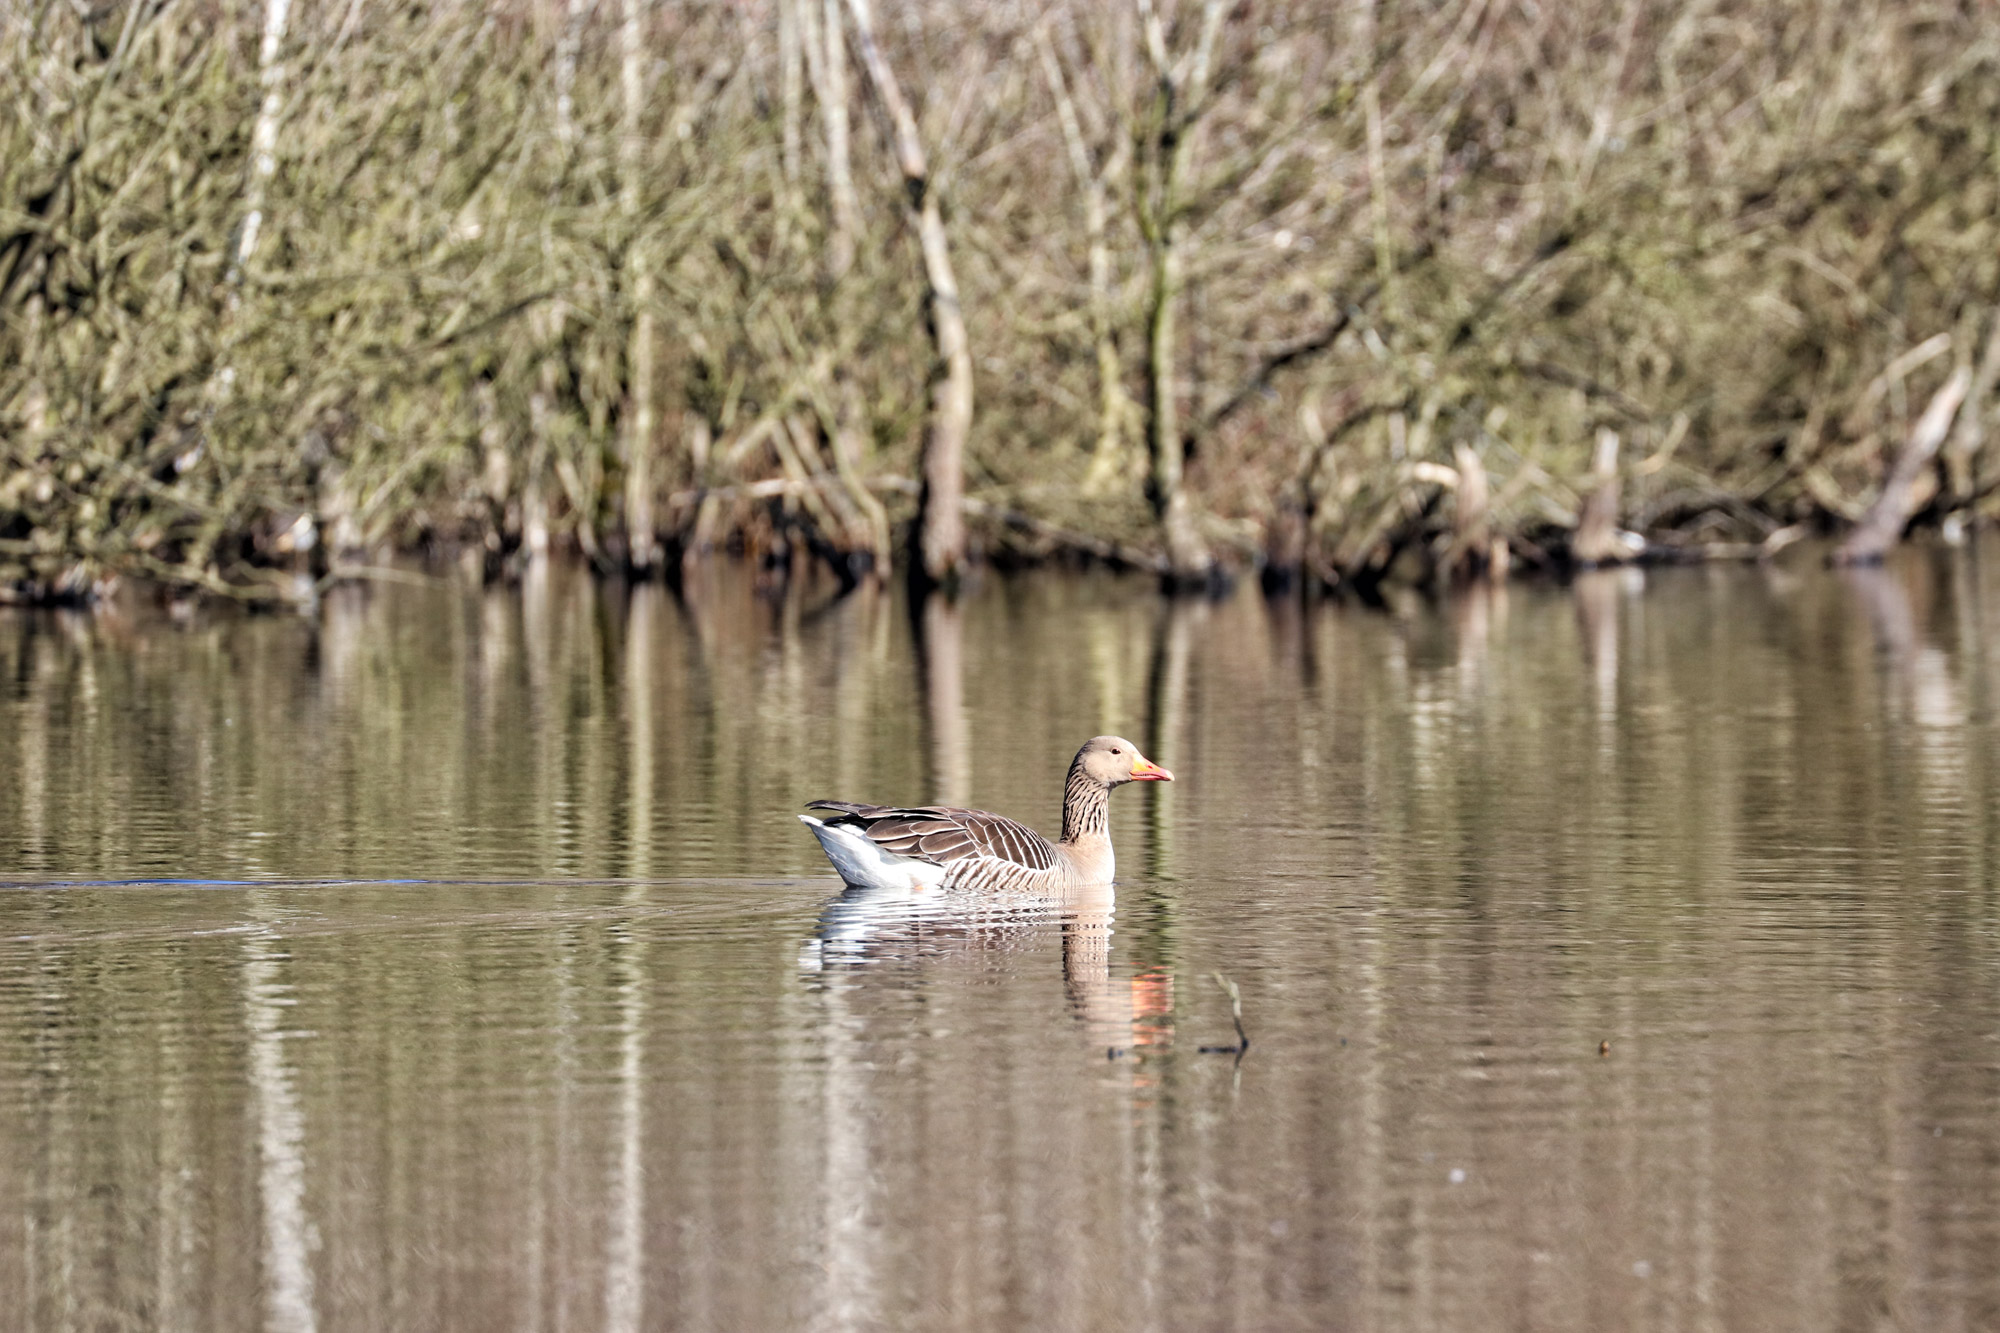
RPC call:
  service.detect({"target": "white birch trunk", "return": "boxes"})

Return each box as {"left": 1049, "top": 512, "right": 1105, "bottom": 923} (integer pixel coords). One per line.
{"left": 621, "top": 0, "right": 659, "bottom": 571}
{"left": 228, "top": 0, "right": 293, "bottom": 290}
{"left": 555, "top": 0, "right": 594, "bottom": 148}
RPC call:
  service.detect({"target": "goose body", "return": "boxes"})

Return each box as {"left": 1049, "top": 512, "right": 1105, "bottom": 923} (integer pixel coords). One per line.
{"left": 798, "top": 735, "right": 1173, "bottom": 892}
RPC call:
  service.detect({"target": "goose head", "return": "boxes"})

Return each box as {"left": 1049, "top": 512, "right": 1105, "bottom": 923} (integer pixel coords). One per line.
{"left": 1074, "top": 735, "right": 1174, "bottom": 787}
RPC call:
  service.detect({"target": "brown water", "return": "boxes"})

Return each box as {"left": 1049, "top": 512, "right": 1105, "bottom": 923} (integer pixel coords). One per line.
{"left": 3, "top": 551, "right": 1999, "bottom": 1331}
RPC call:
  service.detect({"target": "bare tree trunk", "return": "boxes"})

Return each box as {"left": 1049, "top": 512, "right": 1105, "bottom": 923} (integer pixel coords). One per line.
{"left": 1135, "top": 0, "right": 1225, "bottom": 587}
{"left": 814, "top": 0, "right": 859, "bottom": 282}
{"left": 1835, "top": 366, "right": 1972, "bottom": 564}
{"left": 796, "top": 0, "right": 878, "bottom": 581}
{"left": 844, "top": 0, "right": 971, "bottom": 590}
{"left": 526, "top": 365, "right": 556, "bottom": 559}
{"left": 1944, "top": 312, "right": 2000, "bottom": 507}
{"left": 1145, "top": 240, "right": 1205, "bottom": 576}
{"left": 1083, "top": 164, "right": 1132, "bottom": 495}
{"left": 1356, "top": 0, "right": 1394, "bottom": 315}
{"left": 554, "top": 0, "right": 593, "bottom": 148}
{"left": 778, "top": 0, "right": 804, "bottom": 194}
{"left": 1572, "top": 428, "right": 1627, "bottom": 565}
{"left": 1450, "top": 442, "right": 1491, "bottom": 580}
{"left": 620, "top": 0, "right": 659, "bottom": 573}
{"left": 1036, "top": 25, "right": 1131, "bottom": 496}
{"left": 201, "top": 0, "right": 295, "bottom": 573}
{"left": 227, "top": 0, "right": 293, "bottom": 291}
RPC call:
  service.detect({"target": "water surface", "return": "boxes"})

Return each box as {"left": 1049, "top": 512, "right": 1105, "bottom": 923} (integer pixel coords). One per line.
{"left": 3, "top": 552, "right": 1999, "bottom": 1330}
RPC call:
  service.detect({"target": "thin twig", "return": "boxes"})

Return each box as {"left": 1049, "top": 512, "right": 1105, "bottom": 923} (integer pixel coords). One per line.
{"left": 1199, "top": 971, "right": 1250, "bottom": 1057}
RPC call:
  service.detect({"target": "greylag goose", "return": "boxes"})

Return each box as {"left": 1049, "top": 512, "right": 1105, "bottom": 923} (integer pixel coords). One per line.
{"left": 799, "top": 735, "right": 1173, "bottom": 891}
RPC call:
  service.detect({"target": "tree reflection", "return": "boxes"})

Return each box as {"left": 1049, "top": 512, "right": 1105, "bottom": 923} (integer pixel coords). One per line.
{"left": 1142, "top": 598, "right": 1199, "bottom": 881}
{"left": 242, "top": 929, "right": 317, "bottom": 1333}
{"left": 916, "top": 594, "right": 969, "bottom": 808}
{"left": 1572, "top": 567, "right": 1623, "bottom": 725}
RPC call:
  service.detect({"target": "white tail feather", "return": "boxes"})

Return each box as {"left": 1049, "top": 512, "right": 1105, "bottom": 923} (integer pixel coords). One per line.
{"left": 799, "top": 815, "right": 948, "bottom": 891}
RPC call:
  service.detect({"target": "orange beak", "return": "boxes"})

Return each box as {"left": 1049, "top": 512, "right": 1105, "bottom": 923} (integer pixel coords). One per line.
{"left": 1129, "top": 758, "right": 1174, "bottom": 782}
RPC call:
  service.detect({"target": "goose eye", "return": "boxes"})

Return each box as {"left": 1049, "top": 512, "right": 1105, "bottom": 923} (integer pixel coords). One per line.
{"left": 1110, "top": 748, "right": 1122, "bottom": 755}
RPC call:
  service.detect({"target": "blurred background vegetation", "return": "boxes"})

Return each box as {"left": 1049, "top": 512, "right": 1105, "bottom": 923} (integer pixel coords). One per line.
{"left": 3, "top": 0, "right": 1998, "bottom": 604}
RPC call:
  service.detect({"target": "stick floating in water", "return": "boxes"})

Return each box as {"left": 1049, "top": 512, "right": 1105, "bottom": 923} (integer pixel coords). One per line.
{"left": 1198, "top": 971, "right": 1250, "bottom": 1057}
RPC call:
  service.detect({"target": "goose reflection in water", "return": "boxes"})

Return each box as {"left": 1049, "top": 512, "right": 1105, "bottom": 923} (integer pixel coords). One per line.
{"left": 798, "top": 879, "right": 1165, "bottom": 1054}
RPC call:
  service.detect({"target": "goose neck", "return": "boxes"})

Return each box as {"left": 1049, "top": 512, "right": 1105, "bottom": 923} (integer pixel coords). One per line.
{"left": 1059, "top": 762, "right": 1110, "bottom": 845}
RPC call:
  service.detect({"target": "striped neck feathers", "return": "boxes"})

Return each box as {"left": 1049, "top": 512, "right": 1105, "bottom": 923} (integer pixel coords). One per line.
{"left": 1059, "top": 757, "right": 1111, "bottom": 845}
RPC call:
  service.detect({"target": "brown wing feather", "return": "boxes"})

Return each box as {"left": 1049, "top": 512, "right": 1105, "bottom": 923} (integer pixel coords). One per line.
{"left": 805, "top": 801, "right": 1057, "bottom": 871}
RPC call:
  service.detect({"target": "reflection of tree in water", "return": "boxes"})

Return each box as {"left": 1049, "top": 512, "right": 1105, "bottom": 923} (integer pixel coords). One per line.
{"left": 1572, "top": 567, "right": 1627, "bottom": 727}
{"left": 241, "top": 926, "right": 316, "bottom": 1333}
{"left": 1142, "top": 598, "right": 1198, "bottom": 884}
{"left": 1843, "top": 561, "right": 1968, "bottom": 731}
{"left": 914, "top": 594, "right": 969, "bottom": 808}
{"left": 1091, "top": 596, "right": 1198, "bottom": 1068}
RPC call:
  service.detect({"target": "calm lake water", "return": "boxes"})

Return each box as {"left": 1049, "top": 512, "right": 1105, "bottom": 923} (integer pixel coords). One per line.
{"left": 3, "top": 550, "right": 1999, "bottom": 1331}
